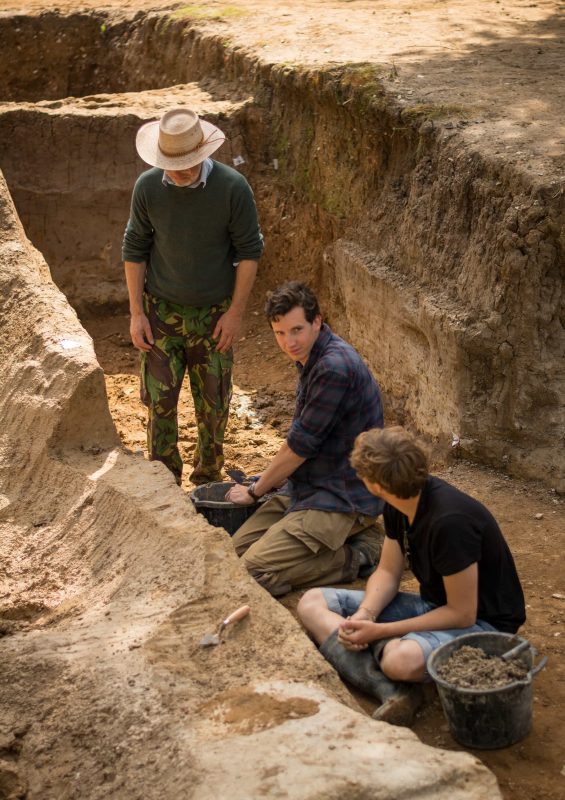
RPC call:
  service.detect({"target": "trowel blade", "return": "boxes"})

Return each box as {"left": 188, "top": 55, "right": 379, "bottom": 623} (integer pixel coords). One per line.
{"left": 200, "top": 632, "right": 220, "bottom": 647}
{"left": 226, "top": 469, "right": 247, "bottom": 484}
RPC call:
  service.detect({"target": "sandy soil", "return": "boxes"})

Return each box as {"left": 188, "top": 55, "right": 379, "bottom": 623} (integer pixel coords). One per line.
{"left": 2, "top": 0, "right": 564, "bottom": 797}
{"left": 82, "top": 293, "right": 565, "bottom": 800}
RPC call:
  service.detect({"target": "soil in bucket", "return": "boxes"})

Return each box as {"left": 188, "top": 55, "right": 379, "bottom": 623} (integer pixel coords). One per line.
{"left": 436, "top": 645, "right": 529, "bottom": 689}
{"left": 427, "top": 632, "right": 547, "bottom": 750}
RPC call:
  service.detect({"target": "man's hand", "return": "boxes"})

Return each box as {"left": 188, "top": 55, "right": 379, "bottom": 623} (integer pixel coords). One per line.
{"left": 130, "top": 312, "right": 154, "bottom": 352}
{"left": 213, "top": 308, "right": 243, "bottom": 353}
{"left": 225, "top": 483, "right": 256, "bottom": 505}
{"left": 337, "top": 618, "right": 386, "bottom": 651}
{"left": 350, "top": 606, "right": 376, "bottom": 623}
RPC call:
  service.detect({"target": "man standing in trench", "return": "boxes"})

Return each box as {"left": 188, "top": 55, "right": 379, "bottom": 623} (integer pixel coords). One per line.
{"left": 227, "top": 282, "right": 384, "bottom": 596}
{"left": 122, "top": 108, "right": 263, "bottom": 485}
{"left": 297, "top": 426, "right": 526, "bottom": 726}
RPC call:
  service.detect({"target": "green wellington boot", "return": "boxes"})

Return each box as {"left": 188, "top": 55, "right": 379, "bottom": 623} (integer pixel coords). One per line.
{"left": 320, "top": 631, "right": 423, "bottom": 727}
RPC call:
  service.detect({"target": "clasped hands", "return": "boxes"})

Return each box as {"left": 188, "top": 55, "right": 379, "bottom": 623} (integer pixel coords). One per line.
{"left": 337, "top": 610, "right": 386, "bottom": 651}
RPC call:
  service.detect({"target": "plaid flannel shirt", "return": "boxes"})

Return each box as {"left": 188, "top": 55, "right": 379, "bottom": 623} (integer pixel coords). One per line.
{"left": 284, "top": 324, "right": 384, "bottom": 516}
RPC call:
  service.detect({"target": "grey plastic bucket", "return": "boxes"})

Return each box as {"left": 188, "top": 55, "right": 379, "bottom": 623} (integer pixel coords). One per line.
{"left": 190, "top": 481, "right": 262, "bottom": 536}
{"left": 427, "top": 632, "right": 547, "bottom": 749}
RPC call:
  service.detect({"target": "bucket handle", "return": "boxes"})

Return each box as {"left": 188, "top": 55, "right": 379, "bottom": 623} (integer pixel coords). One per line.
{"left": 529, "top": 655, "right": 548, "bottom": 679}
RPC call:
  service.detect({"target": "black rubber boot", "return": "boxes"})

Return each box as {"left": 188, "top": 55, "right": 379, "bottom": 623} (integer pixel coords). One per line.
{"left": 320, "top": 631, "right": 423, "bottom": 727}
{"left": 347, "top": 530, "right": 384, "bottom": 578}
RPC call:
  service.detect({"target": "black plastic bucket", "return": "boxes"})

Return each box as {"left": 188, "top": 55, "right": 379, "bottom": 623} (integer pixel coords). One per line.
{"left": 190, "top": 482, "right": 262, "bottom": 536}
{"left": 427, "top": 632, "right": 547, "bottom": 749}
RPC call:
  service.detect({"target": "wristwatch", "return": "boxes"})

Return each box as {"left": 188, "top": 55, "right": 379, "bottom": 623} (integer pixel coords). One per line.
{"left": 247, "top": 483, "right": 261, "bottom": 502}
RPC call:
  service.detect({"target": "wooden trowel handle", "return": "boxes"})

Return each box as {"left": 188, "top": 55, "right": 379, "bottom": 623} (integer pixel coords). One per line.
{"left": 223, "top": 605, "right": 250, "bottom": 627}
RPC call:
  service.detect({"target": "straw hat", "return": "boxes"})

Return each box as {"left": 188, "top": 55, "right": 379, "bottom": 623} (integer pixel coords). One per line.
{"left": 135, "top": 108, "right": 226, "bottom": 170}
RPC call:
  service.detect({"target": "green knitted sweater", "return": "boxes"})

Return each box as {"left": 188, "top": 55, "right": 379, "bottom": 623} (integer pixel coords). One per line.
{"left": 122, "top": 161, "right": 263, "bottom": 306}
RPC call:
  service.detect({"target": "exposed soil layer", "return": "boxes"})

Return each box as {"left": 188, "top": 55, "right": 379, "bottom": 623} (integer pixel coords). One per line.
{"left": 0, "top": 1, "right": 564, "bottom": 799}
{"left": 436, "top": 645, "right": 529, "bottom": 690}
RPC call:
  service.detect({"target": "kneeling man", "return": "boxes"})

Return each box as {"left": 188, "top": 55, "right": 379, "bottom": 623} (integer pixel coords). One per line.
{"left": 297, "top": 426, "right": 526, "bottom": 726}
{"left": 228, "top": 282, "right": 384, "bottom": 596}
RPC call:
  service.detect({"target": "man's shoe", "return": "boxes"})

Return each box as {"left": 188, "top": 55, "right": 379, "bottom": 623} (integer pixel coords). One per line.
{"left": 371, "top": 685, "right": 424, "bottom": 727}
{"left": 320, "top": 631, "right": 423, "bottom": 727}
{"left": 189, "top": 466, "right": 223, "bottom": 485}
{"left": 358, "top": 562, "right": 378, "bottom": 579}
{"left": 348, "top": 530, "right": 383, "bottom": 578}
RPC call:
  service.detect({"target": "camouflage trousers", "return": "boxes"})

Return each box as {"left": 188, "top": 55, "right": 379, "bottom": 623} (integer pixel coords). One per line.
{"left": 140, "top": 293, "right": 233, "bottom": 485}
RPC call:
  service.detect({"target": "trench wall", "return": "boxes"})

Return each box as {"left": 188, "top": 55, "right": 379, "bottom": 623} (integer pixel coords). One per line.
{"left": 0, "top": 10, "right": 563, "bottom": 487}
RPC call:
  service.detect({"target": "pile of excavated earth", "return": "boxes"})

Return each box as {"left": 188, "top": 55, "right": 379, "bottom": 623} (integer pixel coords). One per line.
{"left": 0, "top": 1, "right": 563, "bottom": 799}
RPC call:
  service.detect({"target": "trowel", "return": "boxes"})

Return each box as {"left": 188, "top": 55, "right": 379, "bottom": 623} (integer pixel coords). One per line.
{"left": 226, "top": 468, "right": 248, "bottom": 484}
{"left": 199, "top": 604, "right": 250, "bottom": 647}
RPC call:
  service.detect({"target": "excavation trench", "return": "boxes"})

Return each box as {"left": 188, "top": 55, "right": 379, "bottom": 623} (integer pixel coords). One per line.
{"left": 1, "top": 8, "right": 564, "bottom": 800}
{"left": 1, "top": 10, "right": 563, "bottom": 488}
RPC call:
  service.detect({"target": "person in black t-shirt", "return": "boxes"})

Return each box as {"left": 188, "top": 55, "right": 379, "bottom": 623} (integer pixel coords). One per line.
{"left": 297, "top": 426, "right": 526, "bottom": 726}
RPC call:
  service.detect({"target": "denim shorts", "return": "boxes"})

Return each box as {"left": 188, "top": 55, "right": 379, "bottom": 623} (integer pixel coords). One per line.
{"left": 321, "top": 588, "right": 496, "bottom": 667}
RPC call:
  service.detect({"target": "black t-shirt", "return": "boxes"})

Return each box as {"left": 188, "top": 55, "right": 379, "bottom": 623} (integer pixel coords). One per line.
{"left": 384, "top": 476, "right": 526, "bottom": 633}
